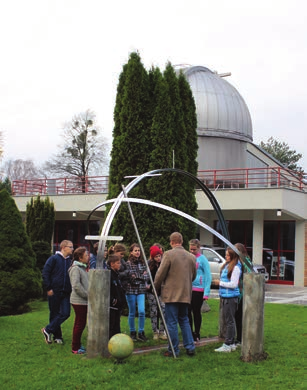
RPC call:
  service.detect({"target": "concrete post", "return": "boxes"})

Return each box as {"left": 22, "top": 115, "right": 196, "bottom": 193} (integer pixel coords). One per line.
{"left": 294, "top": 221, "right": 305, "bottom": 287}
{"left": 87, "top": 269, "right": 110, "bottom": 359}
{"left": 253, "top": 209, "right": 264, "bottom": 266}
{"left": 241, "top": 273, "right": 267, "bottom": 362}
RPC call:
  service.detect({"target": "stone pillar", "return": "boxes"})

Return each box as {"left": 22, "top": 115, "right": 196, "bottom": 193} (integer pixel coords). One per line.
{"left": 199, "top": 212, "right": 214, "bottom": 244}
{"left": 241, "top": 273, "right": 267, "bottom": 362}
{"left": 252, "top": 209, "right": 264, "bottom": 265}
{"left": 294, "top": 220, "right": 305, "bottom": 287}
{"left": 87, "top": 269, "right": 110, "bottom": 359}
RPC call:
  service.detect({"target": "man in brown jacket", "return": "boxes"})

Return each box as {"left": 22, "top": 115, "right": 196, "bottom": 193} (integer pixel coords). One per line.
{"left": 154, "top": 232, "right": 196, "bottom": 357}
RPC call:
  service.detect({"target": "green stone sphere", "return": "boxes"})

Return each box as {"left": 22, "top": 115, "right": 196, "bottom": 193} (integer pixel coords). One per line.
{"left": 108, "top": 333, "right": 134, "bottom": 360}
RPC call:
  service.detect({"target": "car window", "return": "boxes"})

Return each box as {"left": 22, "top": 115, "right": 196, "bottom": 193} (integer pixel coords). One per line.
{"left": 201, "top": 249, "right": 223, "bottom": 263}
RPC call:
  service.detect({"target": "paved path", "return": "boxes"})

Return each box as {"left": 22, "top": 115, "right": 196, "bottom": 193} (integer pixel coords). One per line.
{"left": 133, "top": 336, "right": 220, "bottom": 356}
{"left": 209, "top": 284, "right": 307, "bottom": 305}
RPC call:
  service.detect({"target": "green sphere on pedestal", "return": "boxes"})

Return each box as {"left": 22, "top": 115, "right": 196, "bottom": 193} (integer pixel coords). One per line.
{"left": 108, "top": 333, "right": 134, "bottom": 362}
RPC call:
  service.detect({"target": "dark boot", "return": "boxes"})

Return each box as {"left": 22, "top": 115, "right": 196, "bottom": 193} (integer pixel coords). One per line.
{"left": 130, "top": 331, "right": 137, "bottom": 341}
{"left": 192, "top": 332, "right": 200, "bottom": 342}
{"left": 137, "top": 331, "right": 148, "bottom": 341}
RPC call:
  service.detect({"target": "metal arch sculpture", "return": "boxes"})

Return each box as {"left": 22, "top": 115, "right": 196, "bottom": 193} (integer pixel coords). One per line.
{"left": 87, "top": 195, "right": 253, "bottom": 272}
{"left": 91, "top": 196, "right": 235, "bottom": 250}
{"left": 87, "top": 168, "right": 253, "bottom": 272}
{"left": 85, "top": 168, "right": 254, "bottom": 359}
{"left": 87, "top": 168, "right": 230, "bottom": 264}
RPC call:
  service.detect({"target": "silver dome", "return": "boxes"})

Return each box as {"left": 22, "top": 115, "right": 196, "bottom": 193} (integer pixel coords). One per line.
{"left": 180, "top": 66, "right": 253, "bottom": 142}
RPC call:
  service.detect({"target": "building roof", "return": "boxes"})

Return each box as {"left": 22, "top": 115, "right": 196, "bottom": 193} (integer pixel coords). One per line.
{"left": 179, "top": 65, "right": 253, "bottom": 142}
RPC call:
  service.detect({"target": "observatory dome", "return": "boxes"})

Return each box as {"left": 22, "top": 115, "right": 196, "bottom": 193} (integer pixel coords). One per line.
{"left": 180, "top": 66, "right": 253, "bottom": 142}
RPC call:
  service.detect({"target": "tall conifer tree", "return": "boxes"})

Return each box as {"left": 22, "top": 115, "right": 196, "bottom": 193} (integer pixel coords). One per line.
{"left": 108, "top": 63, "right": 128, "bottom": 198}
{"left": 108, "top": 55, "right": 198, "bottom": 252}
{"left": 146, "top": 66, "right": 176, "bottom": 248}
{"left": 177, "top": 71, "right": 199, "bottom": 241}
{"left": 108, "top": 52, "right": 151, "bottom": 245}
{"left": 152, "top": 63, "right": 197, "bottom": 245}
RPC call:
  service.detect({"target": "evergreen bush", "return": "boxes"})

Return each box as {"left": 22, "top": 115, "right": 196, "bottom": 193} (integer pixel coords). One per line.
{"left": 0, "top": 190, "right": 42, "bottom": 316}
{"left": 26, "top": 195, "right": 55, "bottom": 243}
{"left": 31, "top": 241, "right": 52, "bottom": 272}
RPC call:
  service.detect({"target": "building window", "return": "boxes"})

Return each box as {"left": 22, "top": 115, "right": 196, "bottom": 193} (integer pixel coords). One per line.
{"left": 213, "top": 219, "right": 295, "bottom": 283}
{"left": 263, "top": 221, "right": 295, "bottom": 282}
{"left": 213, "top": 220, "right": 253, "bottom": 247}
{"left": 53, "top": 220, "right": 101, "bottom": 252}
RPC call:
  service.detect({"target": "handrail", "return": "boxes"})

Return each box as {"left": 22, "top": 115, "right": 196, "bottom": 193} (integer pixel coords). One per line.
{"left": 11, "top": 167, "right": 306, "bottom": 196}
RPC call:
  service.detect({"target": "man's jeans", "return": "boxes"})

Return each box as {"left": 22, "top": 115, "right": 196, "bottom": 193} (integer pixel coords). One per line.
{"left": 126, "top": 294, "right": 145, "bottom": 333}
{"left": 46, "top": 292, "right": 71, "bottom": 339}
{"left": 165, "top": 302, "right": 195, "bottom": 356}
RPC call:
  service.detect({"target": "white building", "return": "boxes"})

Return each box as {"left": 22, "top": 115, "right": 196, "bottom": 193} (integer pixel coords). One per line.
{"left": 13, "top": 65, "right": 307, "bottom": 286}
{"left": 181, "top": 65, "right": 306, "bottom": 287}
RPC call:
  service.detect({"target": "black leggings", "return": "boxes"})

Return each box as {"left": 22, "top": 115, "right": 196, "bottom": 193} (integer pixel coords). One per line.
{"left": 109, "top": 308, "right": 121, "bottom": 339}
{"left": 235, "top": 298, "right": 243, "bottom": 342}
{"left": 188, "top": 291, "right": 203, "bottom": 339}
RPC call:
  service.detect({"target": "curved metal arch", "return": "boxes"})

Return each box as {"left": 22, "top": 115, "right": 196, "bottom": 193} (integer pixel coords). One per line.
{"left": 90, "top": 196, "right": 253, "bottom": 272}
{"left": 99, "top": 197, "right": 234, "bottom": 249}
{"left": 87, "top": 168, "right": 229, "bottom": 249}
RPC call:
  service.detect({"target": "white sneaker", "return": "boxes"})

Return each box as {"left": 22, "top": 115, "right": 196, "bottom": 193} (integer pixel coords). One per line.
{"left": 153, "top": 331, "right": 159, "bottom": 340}
{"left": 214, "top": 343, "right": 232, "bottom": 353}
{"left": 230, "top": 344, "right": 237, "bottom": 351}
{"left": 159, "top": 331, "right": 168, "bottom": 340}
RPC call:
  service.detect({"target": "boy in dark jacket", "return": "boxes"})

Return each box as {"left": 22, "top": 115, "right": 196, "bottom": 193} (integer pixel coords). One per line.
{"left": 41, "top": 240, "right": 74, "bottom": 344}
{"left": 107, "top": 254, "right": 126, "bottom": 339}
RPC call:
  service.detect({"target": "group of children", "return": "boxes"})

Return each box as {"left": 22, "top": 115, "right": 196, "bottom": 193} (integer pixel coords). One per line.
{"left": 69, "top": 239, "right": 249, "bottom": 355}
{"left": 68, "top": 241, "right": 167, "bottom": 354}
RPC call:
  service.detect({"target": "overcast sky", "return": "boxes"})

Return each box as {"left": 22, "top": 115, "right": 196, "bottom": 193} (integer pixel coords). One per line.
{"left": 1, "top": 0, "right": 306, "bottom": 172}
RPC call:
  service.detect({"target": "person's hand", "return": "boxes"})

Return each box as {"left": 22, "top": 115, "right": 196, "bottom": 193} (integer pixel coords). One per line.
{"left": 203, "top": 296, "right": 208, "bottom": 300}
{"left": 47, "top": 290, "right": 54, "bottom": 296}
{"left": 212, "top": 279, "right": 219, "bottom": 286}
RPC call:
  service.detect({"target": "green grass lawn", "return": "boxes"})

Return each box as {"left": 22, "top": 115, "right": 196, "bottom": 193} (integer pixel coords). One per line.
{"left": 0, "top": 299, "right": 305, "bottom": 390}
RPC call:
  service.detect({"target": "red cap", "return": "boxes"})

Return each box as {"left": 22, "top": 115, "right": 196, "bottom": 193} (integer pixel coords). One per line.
{"left": 150, "top": 245, "right": 162, "bottom": 259}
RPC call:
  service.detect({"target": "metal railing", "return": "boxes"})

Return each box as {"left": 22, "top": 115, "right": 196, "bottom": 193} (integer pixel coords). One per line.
{"left": 197, "top": 167, "right": 305, "bottom": 191}
{"left": 12, "top": 176, "right": 109, "bottom": 196}
{"left": 11, "top": 167, "right": 305, "bottom": 196}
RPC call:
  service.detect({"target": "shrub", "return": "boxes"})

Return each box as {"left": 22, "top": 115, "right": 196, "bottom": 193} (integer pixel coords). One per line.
{"left": 0, "top": 190, "right": 42, "bottom": 315}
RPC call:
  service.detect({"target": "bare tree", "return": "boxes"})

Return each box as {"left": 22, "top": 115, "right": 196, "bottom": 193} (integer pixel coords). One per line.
{"left": 44, "top": 110, "right": 109, "bottom": 191}
{"left": 2, "top": 159, "right": 42, "bottom": 181}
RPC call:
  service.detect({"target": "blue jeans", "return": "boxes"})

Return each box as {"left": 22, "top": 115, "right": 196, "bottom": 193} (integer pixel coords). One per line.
{"left": 126, "top": 294, "right": 145, "bottom": 333}
{"left": 165, "top": 302, "right": 195, "bottom": 356}
{"left": 46, "top": 292, "right": 71, "bottom": 339}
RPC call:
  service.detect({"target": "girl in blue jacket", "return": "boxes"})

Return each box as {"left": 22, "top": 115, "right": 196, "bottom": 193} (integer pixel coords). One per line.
{"left": 213, "top": 247, "right": 242, "bottom": 352}
{"left": 188, "top": 239, "right": 212, "bottom": 342}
